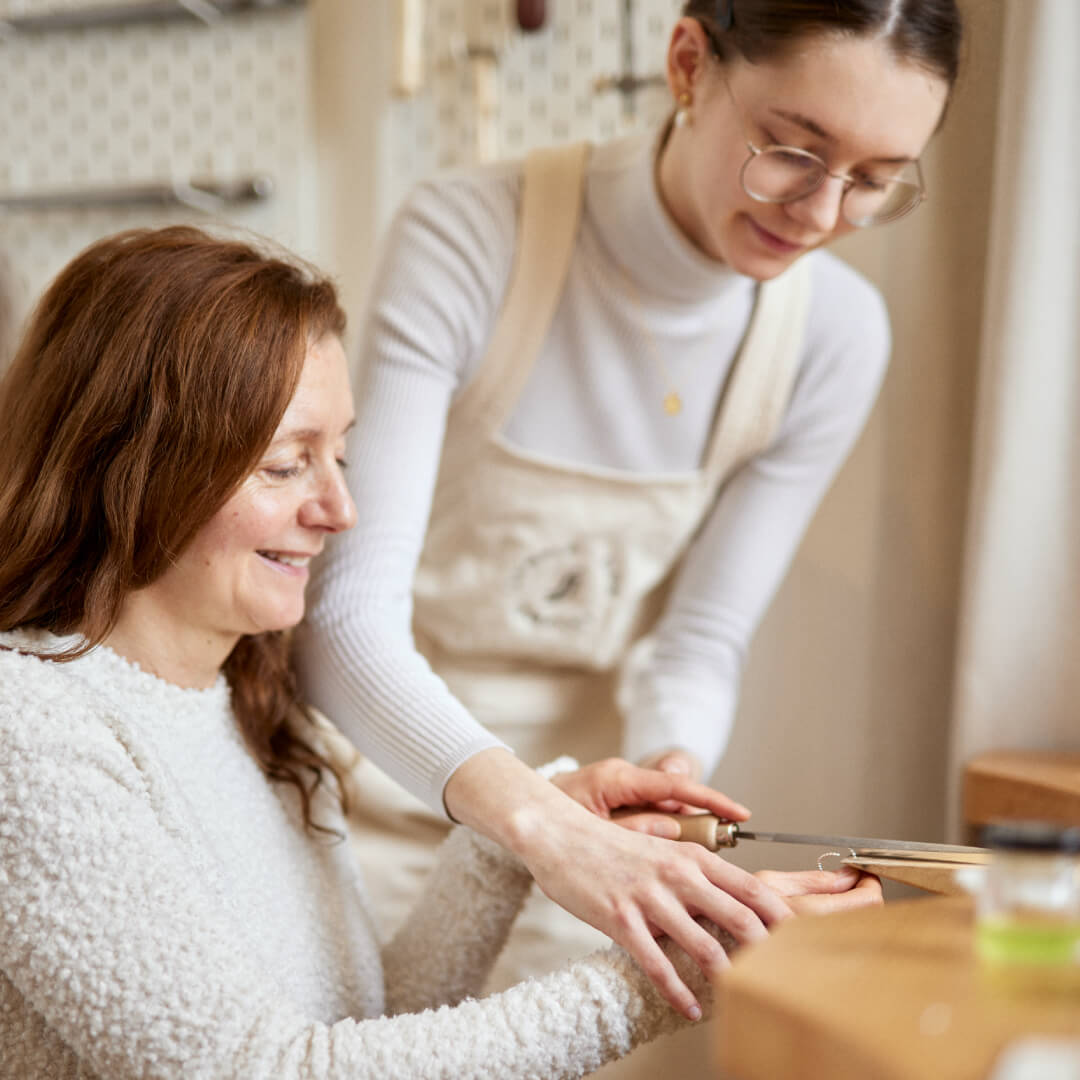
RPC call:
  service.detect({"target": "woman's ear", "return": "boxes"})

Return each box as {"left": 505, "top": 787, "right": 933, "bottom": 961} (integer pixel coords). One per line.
{"left": 665, "top": 16, "right": 713, "bottom": 99}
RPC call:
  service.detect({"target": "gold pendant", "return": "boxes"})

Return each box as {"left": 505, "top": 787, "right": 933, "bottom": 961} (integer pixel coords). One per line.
{"left": 663, "top": 391, "right": 682, "bottom": 416}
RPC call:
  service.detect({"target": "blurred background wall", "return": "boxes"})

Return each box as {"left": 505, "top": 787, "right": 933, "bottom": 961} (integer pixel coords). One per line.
{"left": 0, "top": 0, "right": 1008, "bottom": 872}
{"left": 0, "top": 0, "right": 316, "bottom": 323}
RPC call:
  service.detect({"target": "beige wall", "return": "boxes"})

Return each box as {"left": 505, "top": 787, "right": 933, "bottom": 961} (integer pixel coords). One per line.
{"left": 310, "top": 0, "right": 1007, "bottom": 871}
{"left": 309, "top": 0, "right": 393, "bottom": 345}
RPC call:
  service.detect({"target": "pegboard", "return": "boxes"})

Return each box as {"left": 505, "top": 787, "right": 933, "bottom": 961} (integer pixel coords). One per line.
{"left": 0, "top": 0, "right": 313, "bottom": 338}
{"left": 387, "top": 0, "right": 684, "bottom": 208}
{"left": 0, "top": 0, "right": 688, "bottom": 346}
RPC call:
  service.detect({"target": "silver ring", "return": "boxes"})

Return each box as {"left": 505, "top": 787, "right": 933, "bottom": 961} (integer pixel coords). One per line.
{"left": 817, "top": 847, "right": 858, "bottom": 872}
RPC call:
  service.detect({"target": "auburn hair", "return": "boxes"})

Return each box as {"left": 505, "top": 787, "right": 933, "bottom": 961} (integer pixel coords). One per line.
{"left": 0, "top": 225, "right": 348, "bottom": 833}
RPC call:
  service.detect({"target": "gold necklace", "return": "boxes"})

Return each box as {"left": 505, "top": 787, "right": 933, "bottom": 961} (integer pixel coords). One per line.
{"left": 616, "top": 263, "right": 684, "bottom": 416}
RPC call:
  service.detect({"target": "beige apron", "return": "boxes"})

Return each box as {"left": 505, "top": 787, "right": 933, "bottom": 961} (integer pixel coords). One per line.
{"left": 348, "top": 142, "right": 810, "bottom": 1073}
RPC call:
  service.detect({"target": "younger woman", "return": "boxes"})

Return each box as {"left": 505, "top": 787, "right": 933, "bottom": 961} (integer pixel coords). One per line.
{"left": 297, "top": 0, "right": 961, "bottom": 1025}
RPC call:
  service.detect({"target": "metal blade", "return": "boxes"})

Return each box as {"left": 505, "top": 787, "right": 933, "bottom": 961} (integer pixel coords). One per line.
{"left": 735, "top": 827, "right": 989, "bottom": 862}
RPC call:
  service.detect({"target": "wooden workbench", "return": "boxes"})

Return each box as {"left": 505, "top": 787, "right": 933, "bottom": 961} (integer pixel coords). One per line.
{"left": 964, "top": 750, "right": 1080, "bottom": 833}
{"left": 714, "top": 896, "right": 1080, "bottom": 1080}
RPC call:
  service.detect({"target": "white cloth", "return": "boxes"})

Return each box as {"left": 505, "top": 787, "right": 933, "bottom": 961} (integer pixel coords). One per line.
{"left": 295, "top": 130, "right": 890, "bottom": 814}
{"left": 0, "top": 629, "right": 721, "bottom": 1080}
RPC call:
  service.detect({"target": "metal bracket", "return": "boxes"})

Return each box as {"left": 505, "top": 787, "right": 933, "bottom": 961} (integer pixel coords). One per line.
{"left": 0, "top": 0, "right": 305, "bottom": 37}
{"left": 0, "top": 176, "right": 275, "bottom": 213}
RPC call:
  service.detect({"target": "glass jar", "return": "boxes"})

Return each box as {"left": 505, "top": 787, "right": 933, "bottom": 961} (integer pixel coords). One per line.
{"left": 973, "top": 821, "right": 1080, "bottom": 994}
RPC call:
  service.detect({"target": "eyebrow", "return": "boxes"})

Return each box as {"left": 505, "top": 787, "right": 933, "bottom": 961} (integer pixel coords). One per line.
{"left": 768, "top": 107, "right": 914, "bottom": 165}
{"left": 271, "top": 418, "right": 356, "bottom": 445}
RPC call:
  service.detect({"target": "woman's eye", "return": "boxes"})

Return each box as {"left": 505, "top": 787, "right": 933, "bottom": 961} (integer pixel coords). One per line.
{"left": 264, "top": 464, "right": 302, "bottom": 480}
{"left": 854, "top": 175, "right": 889, "bottom": 193}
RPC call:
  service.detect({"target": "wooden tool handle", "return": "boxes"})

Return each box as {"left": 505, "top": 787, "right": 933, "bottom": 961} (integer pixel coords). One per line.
{"left": 656, "top": 813, "right": 737, "bottom": 850}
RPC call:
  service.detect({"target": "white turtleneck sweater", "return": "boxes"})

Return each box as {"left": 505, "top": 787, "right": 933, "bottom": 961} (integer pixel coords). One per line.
{"left": 0, "top": 629, "right": 720, "bottom": 1080}
{"left": 296, "top": 132, "right": 889, "bottom": 814}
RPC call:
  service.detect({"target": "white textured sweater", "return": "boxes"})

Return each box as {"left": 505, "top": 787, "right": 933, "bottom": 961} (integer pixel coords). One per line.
{"left": 295, "top": 131, "right": 890, "bottom": 814}
{"left": 0, "top": 629, "right": 717, "bottom": 1079}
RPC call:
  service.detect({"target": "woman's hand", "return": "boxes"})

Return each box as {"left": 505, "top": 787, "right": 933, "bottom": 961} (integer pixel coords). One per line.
{"left": 633, "top": 748, "right": 707, "bottom": 814}
{"left": 519, "top": 802, "right": 793, "bottom": 1021}
{"left": 550, "top": 756, "right": 748, "bottom": 836}
{"left": 554, "top": 760, "right": 881, "bottom": 911}
{"left": 753, "top": 866, "right": 883, "bottom": 915}
{"left": 635, "top": 747, "right": 704, "bottom": 783}
{"left": 444, "top": 749, "right": 791, "bottom": 1022}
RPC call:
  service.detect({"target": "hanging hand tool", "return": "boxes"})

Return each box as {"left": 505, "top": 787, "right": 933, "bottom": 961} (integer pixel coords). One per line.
{"left": 515, "top": 0, "right": 546, "bottom": 32}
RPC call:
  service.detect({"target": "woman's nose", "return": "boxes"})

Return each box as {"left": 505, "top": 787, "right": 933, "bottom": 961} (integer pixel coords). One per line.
{"left": 302, "top": 466, "right": 357, "bottom": 533}
{"left": 786, "top": 175, "right": 846, "bottom": 235}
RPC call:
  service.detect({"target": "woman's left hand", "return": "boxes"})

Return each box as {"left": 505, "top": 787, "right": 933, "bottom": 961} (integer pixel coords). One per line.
{"left": 634, "top": 748, "right": 705, "bottom": 814}
{"left": 753, "top": 866, "right": 884, "bottom": 915}
{"left": 635, "top": 747, "right": 704, "bottom": 782}
{"left": 550, "top": 756, "right": 749, "bottom": 839}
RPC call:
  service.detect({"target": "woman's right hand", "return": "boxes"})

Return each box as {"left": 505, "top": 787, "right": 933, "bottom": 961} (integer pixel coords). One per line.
{"left": 522, "top": 806, "right": 794, "bottom": 1020}
{"left": 445, "top": 750, "right": 796, "bottom": 1021}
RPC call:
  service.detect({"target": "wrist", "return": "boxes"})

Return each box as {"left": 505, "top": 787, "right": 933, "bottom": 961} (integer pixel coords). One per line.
{"left": 504, "top": 773, "right": 596, "bottom": 866}
{"left": 443, "top": 747, "right": 590, "bottom": 863}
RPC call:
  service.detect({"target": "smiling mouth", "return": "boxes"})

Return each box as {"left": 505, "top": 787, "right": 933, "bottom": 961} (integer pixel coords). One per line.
{"left": 257, "top": 551, "right": 313, "bottom": 568}
{"left": 748, "top": 218, "right": 808, "bottom": 254}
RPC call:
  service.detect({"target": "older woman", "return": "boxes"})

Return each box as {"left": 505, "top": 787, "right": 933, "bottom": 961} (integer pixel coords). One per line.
{"left": 0, "top": 227, "right": 877, "bottom": 1080}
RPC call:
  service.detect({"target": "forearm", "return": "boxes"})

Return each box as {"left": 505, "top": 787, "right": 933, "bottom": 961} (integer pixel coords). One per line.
{"left": 618, "top": 266, "right": 890, "bottom": 778}
{"left": 294, "top": 354, "right": 508, "bottom": 814}
{"left": 618, "top": 625, "right": 739, "bottom": 778}
{"left": 296, "top": 585, "right": 507, "bottom": 815}
{"left": 365, "top": 930, "right": 726, "bottom": 1080}
{"left": 297, "top": 171, "right": 520, "bottom": 812}
{"left": 382, "top": 825, "right": 533, "bottom": 1014}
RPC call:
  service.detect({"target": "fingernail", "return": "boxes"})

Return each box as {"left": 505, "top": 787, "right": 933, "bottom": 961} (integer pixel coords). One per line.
{"left": 687, "top": 1004, "right": 702, "bottom": 1022}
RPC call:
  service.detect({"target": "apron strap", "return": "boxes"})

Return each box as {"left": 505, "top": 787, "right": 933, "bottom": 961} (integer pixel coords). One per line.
{"left": 438, "top": 142, "right": 590, "bottom": 480}
{"left": 701, "top": 256, "right": 812, "bottom": 484}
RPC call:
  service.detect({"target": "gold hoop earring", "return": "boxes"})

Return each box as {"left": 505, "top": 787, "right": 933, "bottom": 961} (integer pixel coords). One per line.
{"left": 674, "top": 91, "right": 693, "bottom": 129}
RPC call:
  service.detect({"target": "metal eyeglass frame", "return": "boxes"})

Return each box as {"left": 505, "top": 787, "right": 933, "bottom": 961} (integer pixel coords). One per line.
{"left": 720, "top": 75, "right": 927, "bottom": 228}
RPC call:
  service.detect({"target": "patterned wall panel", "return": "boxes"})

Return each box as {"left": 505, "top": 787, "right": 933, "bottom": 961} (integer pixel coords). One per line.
{"left": 1, "top": 0, "right": 686, "bottom": 340}
{"left": 385, "top": 0, "right": 683, "bottom": 220}
{"left": 0, "top": 0, "right": 312, "bottom": 335}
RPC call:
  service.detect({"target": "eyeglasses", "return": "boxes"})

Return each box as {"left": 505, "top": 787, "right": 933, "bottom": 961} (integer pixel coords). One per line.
{"left": 721, "top": 78, "right": 926, "bottom": 228}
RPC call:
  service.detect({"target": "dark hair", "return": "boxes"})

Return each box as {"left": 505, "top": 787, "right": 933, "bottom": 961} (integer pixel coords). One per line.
{"left": 684, "top": 0, "right": 962, "bottom": 90}
{"left": 0, "top": 226, "right": 349, "bottom": 834}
